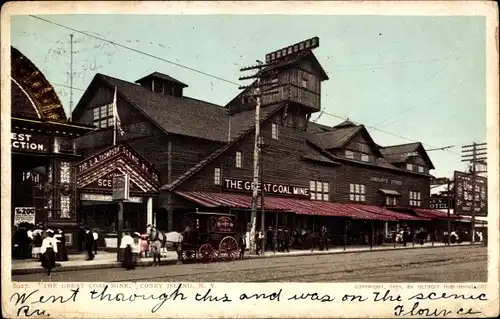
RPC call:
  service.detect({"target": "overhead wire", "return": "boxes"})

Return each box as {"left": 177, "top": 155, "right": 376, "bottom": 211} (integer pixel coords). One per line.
{"left": 32, "top": 14, "right": 463, "bottom": 158}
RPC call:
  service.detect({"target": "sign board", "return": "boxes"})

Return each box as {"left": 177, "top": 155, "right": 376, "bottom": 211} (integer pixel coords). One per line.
{"left": 429, "top": 197, "right": 453, "bottom": 210}
{"left": 265, "top": 36, "right": 320, "bottom": 64}
{"left": 112, "top": 174, "right": 130, "bottom": 201}
{"left": 223, "top": 178, "right": 309, "bottom": 198}
{"left": 14, "top": 207, "right": 36, "bottom": 226}
{"left": 77, "top": 144, "right": 159, "bottom": 184}
{"left": 369, "top": 176, "right": 402, "bottom": 186}
{"left": 80, "top": 193, "right": 142, "bottom": 203}
{"left": 11, "top": 132, "right": 49, "bottom": 154}
{"left": 454, "top": 171, "right": 487, "bottom": 216}
{"left": 84, "top": 170, "right": 139, "bottom": 191}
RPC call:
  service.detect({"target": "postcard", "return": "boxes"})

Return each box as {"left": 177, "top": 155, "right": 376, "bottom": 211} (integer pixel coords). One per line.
{"left": 1, "top": 1, "right": 499, "bottom": 318}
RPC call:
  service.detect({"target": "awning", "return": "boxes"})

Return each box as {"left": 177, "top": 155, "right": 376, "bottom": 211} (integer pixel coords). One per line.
{"left": 389, "top": 206, "right": 460, "bottom": 220}
{"left": 175, "top": 191, "right": 404, "bottom": 221}
{"left": 413, "top": 208, "right": 460, "bottom": 220}
{"left": 350, "top": 203, "right": 429, "bottom": 221}
{"left": 379, "top": 189, "right": 401, "bottom": 196}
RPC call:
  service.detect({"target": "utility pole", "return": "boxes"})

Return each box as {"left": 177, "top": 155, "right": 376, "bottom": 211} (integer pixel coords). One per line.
{"left": 461, "top": 142, "right": 487, "bottom": 244}
{"left": 239, "top": 61, "right": 281, "bottom": 255}
{"left": 69, "top": 34, "right": 74, "bottom": 121}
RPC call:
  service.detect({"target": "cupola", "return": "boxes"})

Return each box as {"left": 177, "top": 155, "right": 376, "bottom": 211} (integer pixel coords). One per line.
{"left": 135, "top": 72, "right": 188, "bottom": 98}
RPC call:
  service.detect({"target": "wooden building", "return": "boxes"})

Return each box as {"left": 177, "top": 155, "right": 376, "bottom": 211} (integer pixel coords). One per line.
{"left": 71, "top": 37, "right": 452, "bottom": 240}
{"left": 10, "top": 47, "right": 94, "bottom": 249}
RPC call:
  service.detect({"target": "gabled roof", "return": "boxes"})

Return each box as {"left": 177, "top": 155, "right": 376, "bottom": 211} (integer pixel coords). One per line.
{"left": 311, "top": 125, "right": 363, "bottom": 149}
{"left": 301, "top": 142, "right": 341, "bottom": 165}
{"left": 135, "top": 72, "right": 188, "bottom": 87}
{"left": 162, "top": 103, "right": 286, "bottom": 191}
{"left": 307, "top": 122, "right": 334, "bottom": 134}
{"left": 72, "top": 73, "right": 230, "bottom": 142}
{"left": 261, "top": 51, "right": 329, "bottom": 81}
{"left": 380, "top": 142, "right": 435, "bottom": 169}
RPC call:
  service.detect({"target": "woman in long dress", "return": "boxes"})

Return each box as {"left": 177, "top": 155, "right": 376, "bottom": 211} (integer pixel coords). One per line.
{"left": 40, "top": 230, "right": 59, "bottom": 277}
{"left": 32, "top": 228, "right": 44, "bottom": 259}
{"left": 55, "top": 229, "right": 69, "bottom": 261}
{"left": 120, "top": 232, "right": 134, "bottom": 270}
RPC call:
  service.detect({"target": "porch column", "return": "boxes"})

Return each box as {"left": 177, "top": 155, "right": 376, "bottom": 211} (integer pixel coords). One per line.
{"left": 147, "top": 197, "right": 153, "bottom": 227}
{"left": 384, "top": 222, "right": 388, "bottom": 239}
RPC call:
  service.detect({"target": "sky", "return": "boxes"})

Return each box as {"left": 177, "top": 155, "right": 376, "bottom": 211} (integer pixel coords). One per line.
{"left": 10, "top": 14, "right": 486, "bottom": 179}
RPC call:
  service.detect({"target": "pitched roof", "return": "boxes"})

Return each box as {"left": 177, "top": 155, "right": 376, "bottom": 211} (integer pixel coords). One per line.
{"left": 307, "top": 122, "right": 333, "bottom": 134}
{"left": 162, "top": 103, "right": 286, "bottom": 191}
{"left": 262, "top": 51, "right": 329, "bottom": 80}
{"left": 380, "top": 142, "right": 435, "bottom": 169}
{"left": 135, "top": 72, "right": 188, "bottom": 87}
{"left": 301, "top": 143, "right": 339, "bottom": 165}
{"left": 310, "top": 125, "right": 363, "bottom": 149}
{"left": 92, "top": 74, "right": 230, "bottom": 142}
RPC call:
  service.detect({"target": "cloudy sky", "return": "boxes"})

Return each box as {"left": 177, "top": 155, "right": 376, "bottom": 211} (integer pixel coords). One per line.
{"left": 10, "top": 13, "right": 486, "bottom": 179}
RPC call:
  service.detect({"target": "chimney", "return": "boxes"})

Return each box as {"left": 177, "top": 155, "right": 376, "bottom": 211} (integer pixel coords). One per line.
{"left": 135, "top": 72, "right": 188, "bottom": 98}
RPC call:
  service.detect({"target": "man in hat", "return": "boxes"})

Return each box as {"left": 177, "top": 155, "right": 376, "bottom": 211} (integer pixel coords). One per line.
{"left": 84, "top": 227, "right": 95, "bottom": 260}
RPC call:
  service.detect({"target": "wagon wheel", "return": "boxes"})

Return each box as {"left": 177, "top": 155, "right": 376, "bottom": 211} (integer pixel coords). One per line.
{"left": 181, "top": 246, "right": 197, "bottom": 262}
{"left": 219, "top": 236, "right": 239, "bottom": 261}
{"left": 199, "top": 243, "right": 215, "bottom": 263}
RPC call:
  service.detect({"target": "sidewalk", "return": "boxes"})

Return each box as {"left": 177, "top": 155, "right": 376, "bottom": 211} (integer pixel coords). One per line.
{"left": 11, "top": 242, "right": 483, "bottom": 275}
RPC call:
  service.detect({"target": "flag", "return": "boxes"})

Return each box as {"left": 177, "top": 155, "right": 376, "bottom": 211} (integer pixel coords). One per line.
{"left": 112, "top": 87, "right": 125, "bottom": 136}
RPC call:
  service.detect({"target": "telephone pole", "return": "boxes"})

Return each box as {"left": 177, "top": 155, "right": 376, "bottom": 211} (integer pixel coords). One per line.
{"left": 239, "top": 61, "right": 281, "bottom": 255}
{"left": 461, "top": 142, "right": 487, "bottom": 244}
{"left": 69, "top": 33, "right": 74, "bottom": 121}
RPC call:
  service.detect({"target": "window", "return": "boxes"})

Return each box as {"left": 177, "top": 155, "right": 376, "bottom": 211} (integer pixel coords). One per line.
{"left": 310, "top": 180, "right": 329, "bottom": 201}
{"left": 345, "top": 150, "right": 354, "bottom": 159}
{"left": 214, "top": 168, "right": 221, "bottom": 185}
{"left": 272, "top": 123, "right": 279, "bottom": 140}
{"left": 93, "top": 103, "right": 114, "bottom": 129}
{"left": 301, "top": 78, "right": 308, "bottom": 88}
{"left": 418, "top": 165, "right": 425, "bottom": 173}
{"left": 409, "top": 191, "right": 421, "bottom": 206}
{"left": 242, "top": 97, "right": 249, "bottom": 104}
{"left": 235, "top": 152, "right": 242, "bottom": 168}
{"left": 385, "top": 196, "right": 397, "bottom": 206}
{"left": 349, "top": 183, "right": 366, "bottom": 202}
{"left": 406, "top": 163, "right": 413, "bottom": 171}
{"left": 361, "top": 154, "right": 370, "bottom": 162}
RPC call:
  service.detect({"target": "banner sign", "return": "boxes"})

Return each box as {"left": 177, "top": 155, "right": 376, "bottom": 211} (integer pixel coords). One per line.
{"left": 77, "top": 144, "right": 159, "bottom": 184}
{"left": 113, "top": 174, "right": 130, "bottom": 201}
{"left": 454, "top": 171, "right": 487, "bottom": 216}
{"left": 14, "top": 207, "right": 36, "bottom": 226}
{"left": 223, "top": 178, "right": 309, "bottom": 198}
{"left": 429, "top": 197, "right": 453, "bottom": 210}
{"left": 11, "top": 132, "right": 49, "bottom": 153}
{"left": 80, "top": 193, "right": 142, "bottom": 203}
{"left": 85, "top": 170, "right": 139, "bottom": 191}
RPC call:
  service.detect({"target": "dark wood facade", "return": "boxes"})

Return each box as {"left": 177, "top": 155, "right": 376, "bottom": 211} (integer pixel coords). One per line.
{"left": 70, "top": 43, "right": 435, "bottom": 233}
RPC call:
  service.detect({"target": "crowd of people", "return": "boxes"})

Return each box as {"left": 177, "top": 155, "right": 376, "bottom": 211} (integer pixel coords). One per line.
{"left": 12, "top": 222, "right": 69, "bottom": 261}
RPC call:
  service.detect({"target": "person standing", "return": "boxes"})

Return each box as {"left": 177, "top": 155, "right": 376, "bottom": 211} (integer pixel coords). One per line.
{"left": 265, "top": 226, "right": 273, "bottom": 252}
{"left": 84, "top": 227, "right": 95, "bottom": 260}
{"left": 238, "top": 231, "right": 247, "bottom": 260}
{"left": 78, "top": 223, "right": 85, "bottom": 252}
{"left": 120, "top": 232, "right": 135, "bottom": 270}
{"left": 40, "top": 229, "right": 58, "bottom": 278}
{"left": 92, "top": 229, "right": 99, "bottom": 255}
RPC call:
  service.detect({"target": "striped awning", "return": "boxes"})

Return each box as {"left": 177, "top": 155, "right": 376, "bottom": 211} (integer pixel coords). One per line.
{"left": 174, "top": 191, "right": 419, "bottom": 221}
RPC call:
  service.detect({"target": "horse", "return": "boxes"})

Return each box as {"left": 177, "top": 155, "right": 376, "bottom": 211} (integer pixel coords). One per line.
{"left": 147, "top": 226, "right": 183, "bottom": 264}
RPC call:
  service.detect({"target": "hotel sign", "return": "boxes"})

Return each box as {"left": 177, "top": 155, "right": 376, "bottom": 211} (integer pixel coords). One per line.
{"left": 223, "top": 178, "right": 309, "bottom": 198}
{"left": 430, "top": 197, "right": 453, "bottom": 210}
{"left": 454, "top": 171, "right": 487, "bottom": 217}
{"left": 11, "top": 132, "right": 49, "bottom": 153}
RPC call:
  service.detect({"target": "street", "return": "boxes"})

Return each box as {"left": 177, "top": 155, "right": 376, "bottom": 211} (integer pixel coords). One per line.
{"left": 12, "top": 245, "right": 487, "bottom": 283}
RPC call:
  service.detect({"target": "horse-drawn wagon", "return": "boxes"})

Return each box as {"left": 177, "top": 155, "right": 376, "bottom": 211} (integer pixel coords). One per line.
{"left": 148, "top": 211, "right": 240, "bottom": 264}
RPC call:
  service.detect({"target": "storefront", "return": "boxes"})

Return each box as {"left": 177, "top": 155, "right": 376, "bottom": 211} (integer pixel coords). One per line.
{"left": 75, "top": 143, "right": 160, "bottom": 248}
{"left": 10, "top": 47, "right": 94, "bottom": 252}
